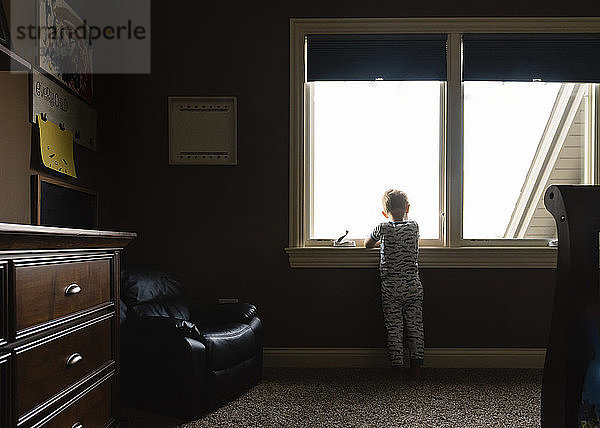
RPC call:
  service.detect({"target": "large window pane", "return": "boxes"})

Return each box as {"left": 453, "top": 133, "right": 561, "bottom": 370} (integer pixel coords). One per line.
{"left": 310, "top": 81, "right": 442, "bottom": 240}
{"left": 463, "top": 82, "right": 589, "bottom": 239}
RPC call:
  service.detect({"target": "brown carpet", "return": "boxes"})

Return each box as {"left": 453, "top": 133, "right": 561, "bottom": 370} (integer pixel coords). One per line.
{"left": 122, "top": 368, "right": 542, "bottom": 427}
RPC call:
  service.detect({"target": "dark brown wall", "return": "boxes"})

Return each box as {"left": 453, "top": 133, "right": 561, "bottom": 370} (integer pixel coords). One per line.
{"left": 0, "top": 72, "right": 32, "bottom": 223}
{"left": 98, "top": 0, "right": 600, "bottom": 348}
{"left": 0, "top": 0, "right": 31, "bottom": 222}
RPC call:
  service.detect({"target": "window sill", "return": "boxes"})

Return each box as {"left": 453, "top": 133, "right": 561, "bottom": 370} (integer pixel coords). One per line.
{"left": 285, "top": 246, "right": 558, "bottom": 268}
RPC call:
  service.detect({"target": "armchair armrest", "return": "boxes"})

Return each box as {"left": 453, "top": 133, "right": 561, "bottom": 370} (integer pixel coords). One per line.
{"left": 190, "top": 303, "right": 257, "bottom": 325}
{"left": 126, "top": 314, "right": 203, "bottom": 341}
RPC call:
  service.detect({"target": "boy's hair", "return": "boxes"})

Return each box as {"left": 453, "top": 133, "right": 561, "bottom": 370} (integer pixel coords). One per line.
{"left": 382, "top": 189, "right": 409, "bottom": 218}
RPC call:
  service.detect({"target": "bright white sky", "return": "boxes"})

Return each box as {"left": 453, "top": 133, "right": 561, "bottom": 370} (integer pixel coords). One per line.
{"left": 310, "top": 81, "right": 561, "bottom": 241}
{"left": 311, "top": 81, "right": 440, "bottom": 240}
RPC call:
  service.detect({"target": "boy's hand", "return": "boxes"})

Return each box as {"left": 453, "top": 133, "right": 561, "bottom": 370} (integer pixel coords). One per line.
{"left": 365, "top": 236, "right": 380, "bottom": 248}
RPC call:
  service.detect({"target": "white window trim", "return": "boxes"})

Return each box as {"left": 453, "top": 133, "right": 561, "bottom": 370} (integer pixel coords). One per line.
{"left": 288, "top": 17, "right": 600, "bottom": 268}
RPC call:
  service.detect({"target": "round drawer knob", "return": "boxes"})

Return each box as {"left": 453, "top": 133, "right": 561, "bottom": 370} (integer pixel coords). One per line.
{"left": 72, "top": 423, "right": 84, "bottom": 428}
{"left": 66, "top": 353, "right": 83, "bottom": 368}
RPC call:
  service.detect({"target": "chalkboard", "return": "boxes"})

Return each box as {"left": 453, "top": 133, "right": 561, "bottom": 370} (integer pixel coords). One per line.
{"left": 31, "top": 175, "right": 98, "bottom": 229}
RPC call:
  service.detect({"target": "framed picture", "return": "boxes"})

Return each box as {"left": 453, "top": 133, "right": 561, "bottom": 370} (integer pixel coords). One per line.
{"left": 38, "top": 0, "right": 93, "bottom": 103}
{"left": 0, "top": 1, "right": 9, "bottom": 48}
{"left": 168, "top": 97, "right": 238, "bottom": 165}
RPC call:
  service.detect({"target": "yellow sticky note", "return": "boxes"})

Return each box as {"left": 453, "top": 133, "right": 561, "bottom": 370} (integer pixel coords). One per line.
{"left": 38, "top": 115, "right": 77, "bottom": 178}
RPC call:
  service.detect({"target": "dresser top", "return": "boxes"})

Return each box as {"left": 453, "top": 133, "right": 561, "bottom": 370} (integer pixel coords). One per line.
{"left": 0, "top": 223, "right": 136, "bottom": 250}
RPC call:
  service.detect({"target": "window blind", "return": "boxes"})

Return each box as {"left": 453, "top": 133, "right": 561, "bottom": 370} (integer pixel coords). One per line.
{"left": 463, "top": 34, "right": 600, "bottom": 82}
{"left": 306, "top": 34, "right": 447, "bottom": 81}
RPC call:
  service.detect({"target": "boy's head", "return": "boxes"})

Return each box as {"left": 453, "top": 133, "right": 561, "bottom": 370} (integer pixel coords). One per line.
{"left": 382, "top": 189, "right": 410, "bottom": 221}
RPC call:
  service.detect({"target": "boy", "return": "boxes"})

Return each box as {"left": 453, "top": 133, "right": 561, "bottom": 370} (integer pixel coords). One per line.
{"left": 365, "top": 189, "right": 424, "bottom": 378}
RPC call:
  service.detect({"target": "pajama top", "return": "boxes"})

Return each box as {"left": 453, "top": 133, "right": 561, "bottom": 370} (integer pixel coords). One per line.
{"left": 370, "top": 220, "right": 423, "bottom": 299}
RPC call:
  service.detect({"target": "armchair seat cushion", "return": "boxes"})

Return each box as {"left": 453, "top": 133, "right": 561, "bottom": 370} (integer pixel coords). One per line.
{"left": 200, "top": 322, "right": 258, "bottom": 371}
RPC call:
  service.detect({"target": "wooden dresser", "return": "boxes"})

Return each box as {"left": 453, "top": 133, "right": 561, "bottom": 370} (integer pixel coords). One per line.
{"left": 0, "top": 223, "right": 136, "bottom": 427}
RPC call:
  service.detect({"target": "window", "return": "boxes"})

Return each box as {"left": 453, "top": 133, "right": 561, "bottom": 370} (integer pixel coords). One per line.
{"left": 288, "top": 19, "right": 600, "bottom": 268}
{"left": 462, "top": 34, "right": 600, "bottom": 241}
{"left": 305, "top": 33, "right": 447, "bottom": 246}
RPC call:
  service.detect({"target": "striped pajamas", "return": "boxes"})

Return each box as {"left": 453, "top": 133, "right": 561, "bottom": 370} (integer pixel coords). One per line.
{"left": 371, "top": 220, "right": 424, "bottom": 368}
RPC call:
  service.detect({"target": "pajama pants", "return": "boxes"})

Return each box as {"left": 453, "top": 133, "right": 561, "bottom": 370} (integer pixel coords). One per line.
{"left": 381, "top": 284, "right": 424, "bottom": 368}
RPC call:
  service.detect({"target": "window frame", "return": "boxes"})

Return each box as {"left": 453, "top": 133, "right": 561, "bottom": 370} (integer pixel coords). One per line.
{"left": 288, "top": 18, "right": 600, "bottom": 268}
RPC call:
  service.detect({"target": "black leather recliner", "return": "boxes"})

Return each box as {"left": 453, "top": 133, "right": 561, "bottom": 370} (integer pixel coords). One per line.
{"left": 119, "top": 268, "right": 263, "bottom": 420}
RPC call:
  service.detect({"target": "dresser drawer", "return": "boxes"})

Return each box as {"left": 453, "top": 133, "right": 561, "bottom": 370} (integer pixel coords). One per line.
{"left": 14, "top": 258, "right": 111, "bottom": 333}
{"left": 0, "top": 353, "right": 9, "bottom": 428}
{"left": 0, "top": 262, "right": 6, "bottom": 344}
{"left": 37, "top": 375, "right": 113, "bottom": 428}
{"left": 15, "top": 317, "right": 112, "bottom": 418}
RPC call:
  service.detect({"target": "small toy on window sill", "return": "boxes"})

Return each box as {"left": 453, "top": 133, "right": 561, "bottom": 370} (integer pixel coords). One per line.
{"left": 333, "top": 230, "right": 356, "bottom": 247}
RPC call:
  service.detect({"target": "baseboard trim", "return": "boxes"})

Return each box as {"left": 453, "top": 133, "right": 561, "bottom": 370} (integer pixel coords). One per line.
{"left": 263, "top": 347, "right": 546, "bottom": 369}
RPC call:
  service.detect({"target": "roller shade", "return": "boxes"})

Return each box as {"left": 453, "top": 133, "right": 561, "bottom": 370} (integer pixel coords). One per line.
{"left": 463, "top": 34, "right": 600, "bottom": 82}
{"left": 306, "top": 34, "right": 447, "bottom": 81}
